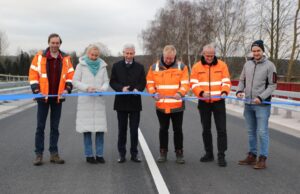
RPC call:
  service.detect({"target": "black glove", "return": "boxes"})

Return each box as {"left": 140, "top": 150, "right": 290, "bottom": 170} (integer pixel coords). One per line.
{"left": 31, "top": 83, "right": 40, "bottom": 94}
{"left": 65, "top": 82, "right": 73, "bottom": 94}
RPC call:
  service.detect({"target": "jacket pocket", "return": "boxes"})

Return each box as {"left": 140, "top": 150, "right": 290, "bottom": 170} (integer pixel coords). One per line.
{"left": 171, "top": 72, "right": 181, "bottom": 82}
{"left": 213, "top": 70, "right": 222, "bottom": 80}
{"left": 153, "top": 72, "right": 163, "bottom": 84}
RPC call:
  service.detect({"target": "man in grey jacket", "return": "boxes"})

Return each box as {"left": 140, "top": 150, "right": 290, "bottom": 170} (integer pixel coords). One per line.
{"left": 236, "top": 40, "right": 277, "bottom": 169}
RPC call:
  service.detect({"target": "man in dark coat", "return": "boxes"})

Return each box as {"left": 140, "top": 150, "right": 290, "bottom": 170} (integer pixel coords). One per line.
{"left": 110, "top": 43, "right": 146, "bottom": 163}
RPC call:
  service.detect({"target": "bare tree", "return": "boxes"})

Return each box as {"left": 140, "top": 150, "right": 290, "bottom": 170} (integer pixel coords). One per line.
{"left": 255, "top": 0, "right": 294, "bottom": 66}
{"left": 28, "top": 49, "right": 38, "bottom": 57}
{"left": 286, "top": 0, "right": 300, "bottom": 82}
{"left": 140, "top": 0, "right": 214, "bottom": 70}
{"left": 210, "top": 0, "right": 247, "bottom": 62}
{"left": 0, "top": 31, "right": 9, "bottom": 56}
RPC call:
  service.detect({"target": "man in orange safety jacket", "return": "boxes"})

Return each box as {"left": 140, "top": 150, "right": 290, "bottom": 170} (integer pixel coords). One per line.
{"left": 29, "top": 33, "right": 74, "bottom": 166}
{"left": 146, "top": 45, "right": 189, "bottom": 164}
{"left": 190, "top": 44, "right": 231, "bottom": 167}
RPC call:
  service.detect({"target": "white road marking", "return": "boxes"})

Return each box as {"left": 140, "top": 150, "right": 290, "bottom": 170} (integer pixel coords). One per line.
{"left": 138, "top": 128, "right": 170, "bottom": 194}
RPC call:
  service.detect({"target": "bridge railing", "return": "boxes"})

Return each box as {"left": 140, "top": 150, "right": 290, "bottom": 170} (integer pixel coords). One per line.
{"left": 1, "top": 84, "right": 299, "bottom": 119}
{"left": 0, "top": 74, "right": 29, "bottom": 89}
{"left": 229, "top": 86, "right": 300, "bottom": 119}
{"left": 0, "top": 74, "right": 28, "bottom": 81}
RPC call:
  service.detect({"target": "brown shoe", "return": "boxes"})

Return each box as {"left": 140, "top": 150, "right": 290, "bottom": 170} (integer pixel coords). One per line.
{"left": 33, "top": 154, "right": 43, "bottom": 166}
{"left": 50, "top": 153, "right": 65, "bottom": 164}
{"left": 253, "top": 156, "right": 267, "bottom": 169}
{"left": 238, "top": 152, "right": 257, "bottom": 165}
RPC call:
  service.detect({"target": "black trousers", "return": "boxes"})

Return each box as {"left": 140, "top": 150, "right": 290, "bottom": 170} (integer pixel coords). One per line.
{"left": 117, "top": 111, "right": 140, "bottom": 157}
{"left": 156, "top": 110, "right": 184, "bottom": 151}
{"left": 35, "top": 99, "right": 62, "bottom": 155}
{"left": 198, "top": 100, "right": 227, "bottom": 156}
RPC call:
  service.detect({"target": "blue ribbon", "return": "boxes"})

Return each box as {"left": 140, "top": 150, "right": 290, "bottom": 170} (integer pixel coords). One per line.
{"left": 0, "top": 91, "right": 299, "bottom": 106}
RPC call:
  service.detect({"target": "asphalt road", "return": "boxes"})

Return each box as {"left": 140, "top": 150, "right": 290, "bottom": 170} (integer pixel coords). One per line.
{"left": 0, "top": 94, "right": 299, "bottom": 194}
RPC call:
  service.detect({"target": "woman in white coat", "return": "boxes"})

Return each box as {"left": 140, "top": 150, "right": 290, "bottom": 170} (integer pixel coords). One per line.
{"left": 73, "top": 44, "right": 109, "bottom": 164}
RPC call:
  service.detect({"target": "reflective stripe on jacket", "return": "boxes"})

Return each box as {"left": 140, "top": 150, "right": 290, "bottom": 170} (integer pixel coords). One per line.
{"left": 146, "top": 60, "right": 189, "bottom": 113}
{"left": 29, "top": 50, "right": 74, "bottom": 102}
{"left": 190, "top": 59, "right": 231, "bottom": 103}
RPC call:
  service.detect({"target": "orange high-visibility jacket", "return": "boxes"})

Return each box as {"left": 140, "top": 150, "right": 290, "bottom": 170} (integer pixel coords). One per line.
{"left": 190, "top": 59, "right": 231, "bottom": 103}
{"left": 146, "top": 60, "right": 190, "bottom": 114}
{"left": 29, "top": 50, "right": 74, "bottom": 102}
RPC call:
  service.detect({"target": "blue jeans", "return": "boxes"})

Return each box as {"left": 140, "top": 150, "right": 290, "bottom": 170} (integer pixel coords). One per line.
{"left": 83, "top": 132, "right": 104, "bottom": 157}
{"left": 243, "top": 104, "right": 271, "bottom": 157}
{"left": 35, "top": 100, "right": 62, "bottom": 155}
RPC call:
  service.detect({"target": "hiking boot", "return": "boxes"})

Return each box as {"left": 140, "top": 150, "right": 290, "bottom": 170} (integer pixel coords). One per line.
{"left": 218, "top": 154, "right": 227, "bottom": 167}
{"left": 86, "top": 157, "right": 97, "bottom": 164}
{"left": 175, "top": 149, "right": 185, "bottom": 164}
{"left": 33, "top": 154, "right": 43, "bottom": 166}
{"left": 253, "top": 156, "right": 267, "bottom": 169}
{"left": 200, "top": 153, "right": 214, "bottom": 162}
{"left": 238, "top": 152, "right": 257, "bottom": 165}
{"left": 96, "top": 156, "right": 105, "bottom": 164}
{"left": 50, "top": 153, "right": 65, "bottom": 164}
{"left": 157, "top": 149, "right": 167, "bottom": 163}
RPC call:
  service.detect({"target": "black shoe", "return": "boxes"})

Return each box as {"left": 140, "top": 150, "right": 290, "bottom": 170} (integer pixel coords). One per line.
{"left": 131, "top": 156, "right": 141, "bottom": 163}
{"left": 96, "top": 156, "right": 105, "bottom": 164}
{"left": 218, "top": 156, "right": 227, "bottom": 167}
{"left": 86, "top": 157, "right": 97, "bottom": 164}
{"left": 118, "top": 157, "right": 126, "bottom": 163}
{"left": 200, "top": 153, "right": 214, "bottom": 162}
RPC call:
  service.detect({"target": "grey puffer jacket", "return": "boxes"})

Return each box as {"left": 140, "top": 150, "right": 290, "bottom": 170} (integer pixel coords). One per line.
{"left": 236, "top": 56, "right": 277, "bottom": 104}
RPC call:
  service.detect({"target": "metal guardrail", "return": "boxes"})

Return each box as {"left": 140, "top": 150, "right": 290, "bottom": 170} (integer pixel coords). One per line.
{"left": 0, "top": 74, "right": 28, "bottom": 82}
{"left": 0, "top": 74, "right": 29, "bottom": 89}
{"left": 272, "top": 90, "right": 300, "bottom": 98}
{"left": 230, "top": 86, "right": 300, "bottom": 119}
{"left": 0, "top": 85, "right": 299, "bottom": 118}
{"left": 231, "top": 86, "right": 300, "bottom": 98}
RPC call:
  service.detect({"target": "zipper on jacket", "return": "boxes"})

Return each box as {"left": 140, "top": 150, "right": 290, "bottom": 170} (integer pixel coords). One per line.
{"left": 250, "top": 61, "right": 257, "bottom": 104}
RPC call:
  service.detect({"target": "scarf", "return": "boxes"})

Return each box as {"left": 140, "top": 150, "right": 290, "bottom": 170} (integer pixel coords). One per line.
{"left": 83, "top": 55, "right": 101, "bottom": 76}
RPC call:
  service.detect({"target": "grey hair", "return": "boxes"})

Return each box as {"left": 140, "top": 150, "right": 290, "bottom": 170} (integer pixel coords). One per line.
{"left": 85, "top": 44, "right": 100, "bottom": 55}
{"left": 202, "top": 44, "right": 216, "bottom": 53}
{"left": 123, "top": 43, "right": 135, "bottom": 52}
{"left": 163, "top": 45, "right": 177, "bottom": 55}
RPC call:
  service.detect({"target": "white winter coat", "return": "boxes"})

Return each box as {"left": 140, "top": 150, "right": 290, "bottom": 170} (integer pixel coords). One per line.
{"left": 73, "top": 57, "right": 109, "bottom": 133}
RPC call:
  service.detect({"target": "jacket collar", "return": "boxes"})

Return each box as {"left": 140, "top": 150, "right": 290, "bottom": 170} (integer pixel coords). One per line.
{"left": 42, "top": 47, "right": 67, "bottom": 57}
{"left": 160, "top": 56, "right": 177, "bottom": 69}
{"left": 251, "top": 56, "right": 267, "bottom": 64}
{"left": 123, "top": 58, "right": 135, "bottom": 68}
{"left": 79, "top": 56, "right": 107, "bottom": 68}
{"left": 200, "top": 55, "right": 218, "bottom": 66}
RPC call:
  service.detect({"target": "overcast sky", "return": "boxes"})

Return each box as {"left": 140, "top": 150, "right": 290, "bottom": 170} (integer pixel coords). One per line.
{"left": 0, "top": 0, "right": 166, "bottom": 56}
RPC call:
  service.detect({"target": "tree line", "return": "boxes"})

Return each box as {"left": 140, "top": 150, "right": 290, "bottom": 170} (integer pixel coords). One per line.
{"left": 0, "top": 51, "right": 79, "bottom": 76}
{"left": 140, "top": 0, "right": 300, "bottom": 82}
{"left": 0, "top": 51, "right": 299, "bottom": 81}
